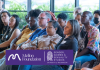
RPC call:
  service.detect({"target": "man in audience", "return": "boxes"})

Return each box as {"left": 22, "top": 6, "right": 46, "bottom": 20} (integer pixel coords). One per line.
{"left": 57, "top": 13, "right": 67, "bottom": 30}
{"left": 73, "top": 7, "right": 82, "bottom": 19}
{"left": 0, "top": 9, "right": 41, "bottom": 59}
{"left": 0, "top": 11, "right": 10, "bottom": 41}
{"left": 76, "top": 11, "right": 99, "bottom": 65}
{"left": 75, "top": 13, "right": 83, "bottom": 29}
{"left": 17, "top": 11, "right": 52, "bottom": 49}
{"left": 93, "top": 10, "right": 100, "bottom": 32}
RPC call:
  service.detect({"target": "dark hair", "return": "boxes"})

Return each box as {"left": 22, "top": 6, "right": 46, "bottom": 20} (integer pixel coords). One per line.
{"left": 2, "top": 14, "right": 20, "bottom": 41}
{"left": 83, "top": 11, "right": 93, "bottom": 20}
{"left": 93, "top": 10, "right": 100, "bottom": 16}
{"left": 47, "top": 20, "right": 64, "bottom": 37}
{"left": 68, "top": 19, "right": 80, "bottom": 40}
{"left": 11, "top": 14, "right": 20, "bottom": 29}
{"left": 1, "top": 11, "right": 10, "bottom": 17}
{"left": 57, "top": 13, "right": 67, "bottom": 21}
{"left": 29, "top": 9, "right": 41, "bottom": 18}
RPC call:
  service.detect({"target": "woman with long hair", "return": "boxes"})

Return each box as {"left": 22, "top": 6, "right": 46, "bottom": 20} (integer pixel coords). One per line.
{"left": 0, "top": 14, "right": 20, "bottom": 51}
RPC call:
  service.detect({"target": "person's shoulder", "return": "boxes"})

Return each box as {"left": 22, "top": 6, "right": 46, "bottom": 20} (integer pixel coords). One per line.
{"left": 69, "top": 36, "right": 78, "bottom": 43}
{"left": 56, "top": 34, "right": 62, "bottom": 39}
{"left": 13, "top": 29, "right": 20, "bottom": 33}
{"left": 91, "top": 26, "right": 99, "bottom": 33}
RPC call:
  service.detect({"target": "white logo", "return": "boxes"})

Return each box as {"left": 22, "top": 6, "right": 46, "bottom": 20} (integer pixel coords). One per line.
{"left": 8, "top": 53, "right": 21, "bottom": 61}
{"left": 47, "top": 51, "right": 53, "bottom": 61}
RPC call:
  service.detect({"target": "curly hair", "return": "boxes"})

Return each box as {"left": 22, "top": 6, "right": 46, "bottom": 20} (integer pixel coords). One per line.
{"left": 57, "top": 13, "right": 67, "bottom": 21}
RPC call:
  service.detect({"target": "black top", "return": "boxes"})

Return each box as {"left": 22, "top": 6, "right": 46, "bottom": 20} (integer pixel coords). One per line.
{"left": 56, "top": 36, "right": 78, "bottom": 55}
{"left": 0, "top": 25, "right": 8, "bottom": 39}
{"left": 80, "top": 27, "right": 88, "bottom": 48}
{"left": 55, "top": 36, "right": 78, "bottom": 70}
{"left": 98, "top": 25, "right": 100, "bottom": 32}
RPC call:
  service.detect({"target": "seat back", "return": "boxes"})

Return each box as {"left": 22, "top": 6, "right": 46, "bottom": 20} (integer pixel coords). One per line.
{"left": 68, "top": 51, "right": 78, "bottom": 70}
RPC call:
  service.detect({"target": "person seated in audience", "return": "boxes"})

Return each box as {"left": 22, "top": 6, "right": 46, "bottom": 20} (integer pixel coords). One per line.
{"left": 0, "top": 9, "right": 41, "bottom": 59}
{"left": 55, "top": 19, "right": 80, "bottom": 70}
{"left": 18, "top": 20, "right": 62, "bottom": 70}
{"left": 0, "top": 11, "right": 10, "bottom": 41}
{"left": 0, "top": 14, "right": 20, "bottom": 52}
{"left": 75, "top": 11, "right": 99, "bottom": 66}
{"left": 0, "top": 0, "right": 7, "bottom": 38}
{"left": 57, "top": 13, "right": 67, "bottom": 30}
{"left": 73, "top": 7, "right": 82, "bottom": 19}
{"left": 75, "top": 13, "right": 83, "bottom": 29}
{"left": 93, "top": 10, "right": 100, "bottom": 32}
{"left": 10, "top": 9, "right": 41, "bottom": 49}
{"left": 18, "top": 19, "right": 80, "bottom": 70}
{"left": 20, "top": 11, "right": 53, "bottom": 45}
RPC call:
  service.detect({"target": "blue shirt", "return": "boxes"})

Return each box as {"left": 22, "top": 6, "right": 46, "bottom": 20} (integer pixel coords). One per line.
{"left": 29, "top": 28, "right": 47, "bottom": 41}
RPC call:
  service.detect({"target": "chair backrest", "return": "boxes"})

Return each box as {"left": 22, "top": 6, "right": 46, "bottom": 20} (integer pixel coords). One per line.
{"left": 68, "top": 51, "right": 78, "bottom": 70}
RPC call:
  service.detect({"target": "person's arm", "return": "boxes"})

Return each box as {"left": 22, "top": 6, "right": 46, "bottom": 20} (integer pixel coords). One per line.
{"left": 0, "top": 29, "right": 20, "bottom": 48}
{"left": 25, "top": 39, "right": 31, "bottom": 44}
{"left": 77, "top": 48, "right": 90, "bottom": 57}
{"left": 92, "top": 63, "right": 100, "bottom": 70}
{"left": 77, "top": 29, "right": 99, "bottom": 57}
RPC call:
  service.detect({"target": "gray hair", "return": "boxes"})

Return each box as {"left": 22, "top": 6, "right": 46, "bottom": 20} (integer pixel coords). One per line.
{"left": 74, "top": 7, "right": 82, "bottom": 12}
{"left": 44, "top": 12, "right": 52, "bottom": 21}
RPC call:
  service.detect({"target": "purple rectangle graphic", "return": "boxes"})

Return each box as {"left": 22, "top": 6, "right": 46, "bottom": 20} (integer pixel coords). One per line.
{"left": 6, "top": 50, "right": 73, "bottom": 65}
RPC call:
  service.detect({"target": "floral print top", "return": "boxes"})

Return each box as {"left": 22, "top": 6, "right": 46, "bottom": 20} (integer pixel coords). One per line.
{"left": 84, "top": 25, "right": 99, "bottom": 53}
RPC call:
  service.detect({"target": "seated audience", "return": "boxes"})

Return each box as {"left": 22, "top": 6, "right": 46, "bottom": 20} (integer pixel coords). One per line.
{"left": 18, "top": 19, "right": 80, "bottom": 70}
{"left": 20, "top": 20, "right": 62, "bottom": 50}
{"left": 0, "top": 14, "right": 20, "bottom": 52}
{"left": 18, "top": 20, "right": 62, "bottom": 70}
{"left": 10, "top": 9, "right": 41, "bottom": 49}
{"left": 0, "top": 9, "right": 41, "bottom": 59}
{"left": 57, "top": 13, "right": 67, "bottom": 30}
{"left": 21, "top": 11, "right": 52, "bottom": 45}
{"left": 76, "top": 11, "right": 99, "bottom": 66}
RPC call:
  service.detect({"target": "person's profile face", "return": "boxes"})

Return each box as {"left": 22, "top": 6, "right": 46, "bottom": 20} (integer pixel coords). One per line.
{"left": 9, "top": 16, "right": 16, "bottom": 28}
{"left": 75, "top": 14, "right": 82, "bottom": 26}
{"left": 64, "top": 21, "right": 72, "bottom": 36}
{"left": 57, "top": 18, "right": 66, "bottom": 27}
{"left": 94, "top": 13, "right": 100, "bottom": 21}
{"left": 81, "top": 12, "right": 89, "bottom": 24}
{"left": 46, "top": 22, "right": 56, "bottom": 36}
{"left": 29, "top": 17, "right": 36, "bottom": 28}
{"left": 38, "top": 13, "right": 48, "bottom": 27}
{"left": 1, "top": 12, "right": 10, "bottom": 25}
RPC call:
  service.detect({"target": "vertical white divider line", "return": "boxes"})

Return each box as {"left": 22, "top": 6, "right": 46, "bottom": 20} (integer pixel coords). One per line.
{"left": 44, "top": 51, "right": 45, "bottom": 61}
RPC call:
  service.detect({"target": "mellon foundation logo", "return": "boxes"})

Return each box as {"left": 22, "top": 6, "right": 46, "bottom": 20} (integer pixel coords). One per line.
{"left": 6, "top": 50, "right": 73, "bottom": 65}
{"left": 8, "top": 53, "right": 21, "bottom": 61}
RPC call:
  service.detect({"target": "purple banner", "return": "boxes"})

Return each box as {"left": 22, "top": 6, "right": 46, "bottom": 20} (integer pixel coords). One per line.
{"left": 6, "top": 50, "right": 73, "bottom": 65}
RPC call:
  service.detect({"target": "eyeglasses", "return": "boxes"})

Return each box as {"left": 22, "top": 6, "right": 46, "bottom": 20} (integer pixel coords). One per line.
{"left": 38, "top": 17, "right": 47, "bottom": 19}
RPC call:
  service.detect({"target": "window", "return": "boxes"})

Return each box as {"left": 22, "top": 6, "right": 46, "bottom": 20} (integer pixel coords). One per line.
{"left": 54, "top": 0, "right": 75, "bottom": 11}
{"left": 79, "top": 0, "right": 99, "bottom": 13}
{"left": 32, "top": 0, "right": 50, "bottom": 11}
{"left": 5, "top": 0, "right": 27, "bottom": 11}
{"left": 5, "top": 0, "right": 27, "bottom": 29}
